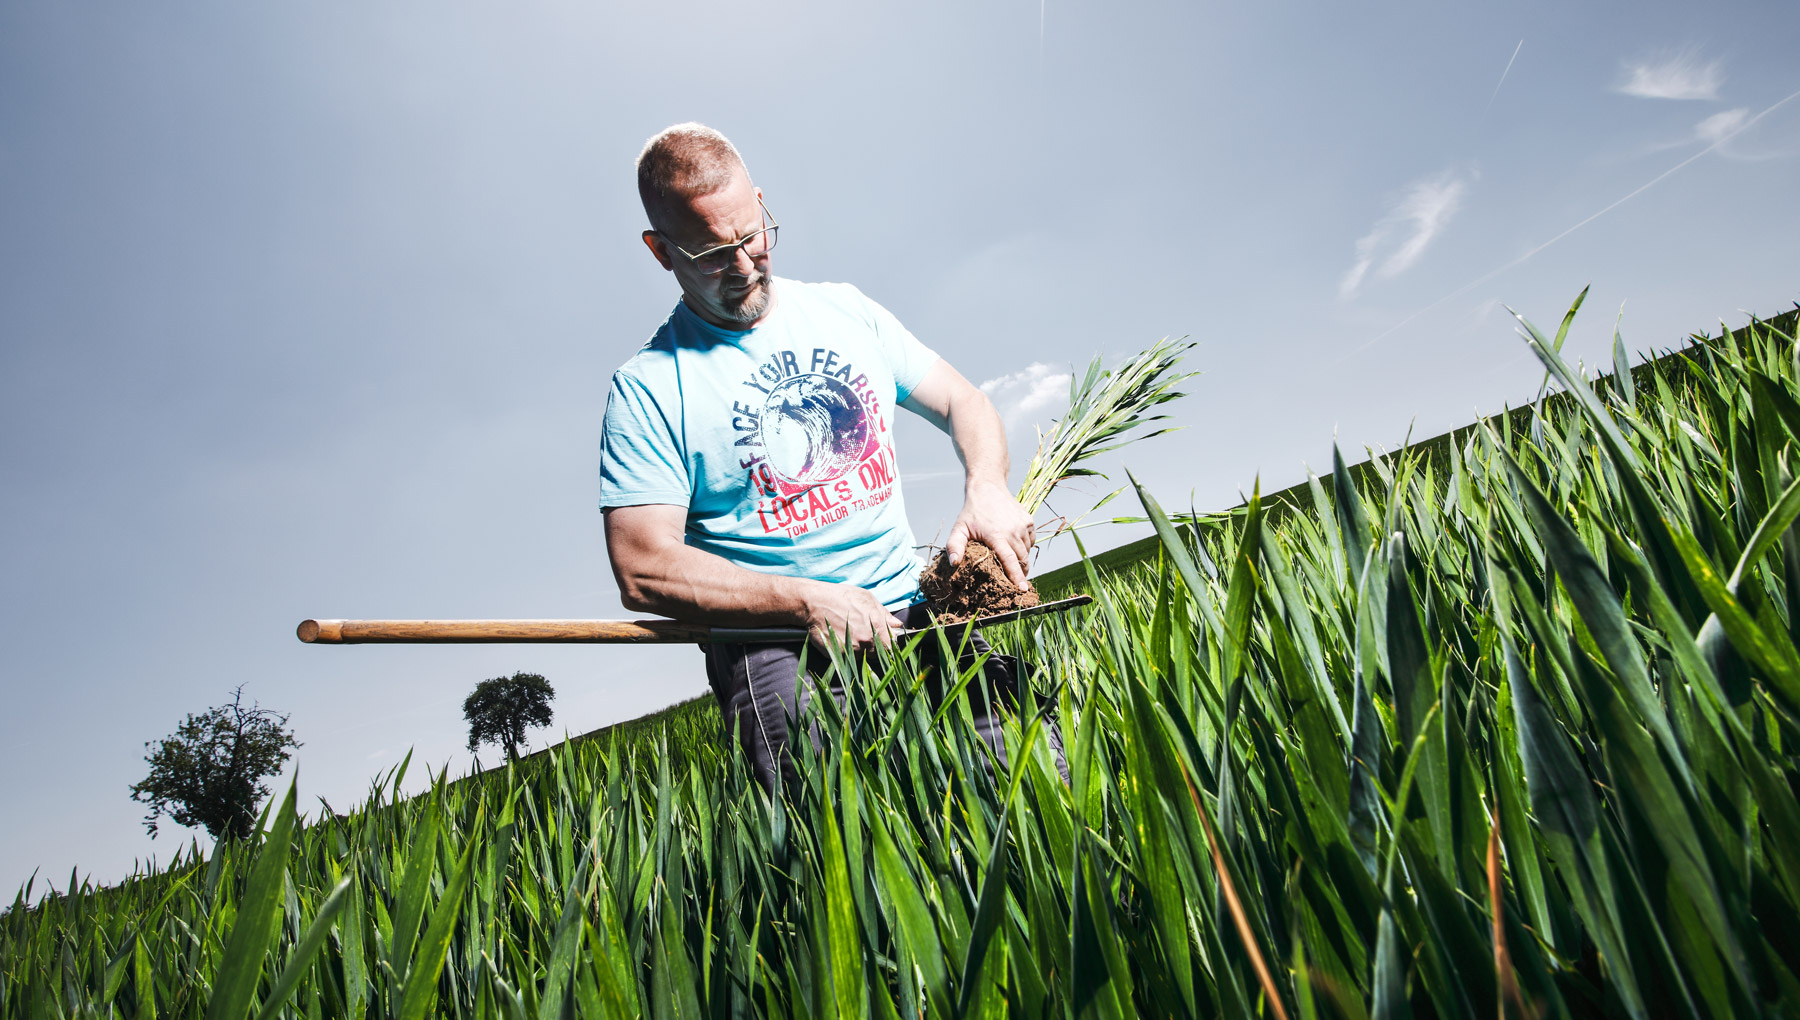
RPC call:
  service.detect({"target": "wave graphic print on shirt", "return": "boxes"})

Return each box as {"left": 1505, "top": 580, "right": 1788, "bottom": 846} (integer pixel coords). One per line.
{"left": 733, "top": 347, "right": 900, "bottom": 539}
{"left": 763, "top": 375, "right": 877, "bottom": 486}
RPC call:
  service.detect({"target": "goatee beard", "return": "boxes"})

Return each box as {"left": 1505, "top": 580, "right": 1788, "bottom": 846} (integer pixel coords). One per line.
{"left": 719, "top": 275, "right": 772, "bottom": 324}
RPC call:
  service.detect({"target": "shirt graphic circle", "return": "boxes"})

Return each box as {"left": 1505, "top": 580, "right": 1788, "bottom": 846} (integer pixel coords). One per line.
{"left": 761, "top": 374, "right": 877, "bottom": 486}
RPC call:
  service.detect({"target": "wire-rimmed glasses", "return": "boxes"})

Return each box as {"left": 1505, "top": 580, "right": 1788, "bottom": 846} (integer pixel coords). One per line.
{"left": 666, "top": 198, "right": 779, "bottom": 275}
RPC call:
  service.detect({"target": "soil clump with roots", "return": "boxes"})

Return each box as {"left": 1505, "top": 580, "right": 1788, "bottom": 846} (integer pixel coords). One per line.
{"left": 920, "top": 540, "right": 1040, "bottom": 624}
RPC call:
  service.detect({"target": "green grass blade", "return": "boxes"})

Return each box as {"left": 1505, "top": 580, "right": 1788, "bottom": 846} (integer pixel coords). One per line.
{"left": 251, "top": 877, "right": 353, "bottom": 1020}
{"left": 396, "top": 816, "right": 480, "bottom": 1020}
{"left": 1333, "top": 445, "right": 1372, "bottom": 590}
{"left": 387, "top": 797, "right": 442, "bottom": 977}
{"left": 203, "top": 779, "right": 298, "bottom": 1020}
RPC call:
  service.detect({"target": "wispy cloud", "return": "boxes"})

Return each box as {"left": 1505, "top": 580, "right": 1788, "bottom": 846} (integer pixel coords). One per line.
{"left": 1616, "top": 52, "right": 1723, "bottom": 100}
{"left": 1342, "top": 84, "right": 1800, "bottom": 357}
{"left": 1340, "top": 169, "right": 1471, "bottom": 298}
{"left": 1642, "top": 106, "right": 1774, "bottom": 160}
{"left": 1695, "top": 107, "right": 1750, "bottom": 144}
{"left": 1692, "top": 106, "right": 1787, "bottom": 160}
{"left": 980, "top": 363, "right": 1070, "bottom": 429}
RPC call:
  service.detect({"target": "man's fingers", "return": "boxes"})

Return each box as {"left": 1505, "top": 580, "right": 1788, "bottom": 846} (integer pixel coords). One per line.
{"left": 856, "top": 623, "right": 898, "bottom": 652}
{"left": 844, "top": 602, "right": 903, "bottom": 652}
{"left": 994, "top": 540, "right": 1030, "bottom": 591}
{"left": 1010, "top": 524, "right": 1034, "bottom": 571}
{"left": 945, "top": 521, "right": 969, "bottom": 564}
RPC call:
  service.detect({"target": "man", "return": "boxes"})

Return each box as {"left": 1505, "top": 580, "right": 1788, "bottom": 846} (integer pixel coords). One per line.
{"left": 599, "top": 123, "right": 1040, "bottom": 790}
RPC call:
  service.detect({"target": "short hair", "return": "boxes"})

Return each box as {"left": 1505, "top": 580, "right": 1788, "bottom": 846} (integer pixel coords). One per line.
{"left": 635, "top": 123, "right": 749, "bottom": 227}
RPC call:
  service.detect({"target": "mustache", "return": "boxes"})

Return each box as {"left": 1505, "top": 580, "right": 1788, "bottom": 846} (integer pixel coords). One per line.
{"left": 721, "top": 274, "right": 769, "bottom": 303}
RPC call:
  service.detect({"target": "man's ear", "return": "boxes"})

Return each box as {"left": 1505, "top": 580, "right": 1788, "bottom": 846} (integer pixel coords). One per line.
{"left": 642, "top": 230, "right": 675, "bottom": 271}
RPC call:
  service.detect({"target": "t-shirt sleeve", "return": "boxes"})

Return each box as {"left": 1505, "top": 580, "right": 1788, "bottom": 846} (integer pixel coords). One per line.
{"left": 856, "top": 288, "right": 940, "bottom": 402}
{"left": 597, "top": 369, "right": 691, "bottom": 509}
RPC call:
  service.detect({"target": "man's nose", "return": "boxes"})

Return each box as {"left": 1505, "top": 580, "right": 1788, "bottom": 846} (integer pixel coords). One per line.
{"left": 726, "top": 246, "right": 759, "bottom": 277}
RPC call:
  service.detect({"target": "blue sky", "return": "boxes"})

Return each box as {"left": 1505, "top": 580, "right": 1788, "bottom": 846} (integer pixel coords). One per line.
{"left": 2, "top": 0, "right": 1796, "bottom": 892}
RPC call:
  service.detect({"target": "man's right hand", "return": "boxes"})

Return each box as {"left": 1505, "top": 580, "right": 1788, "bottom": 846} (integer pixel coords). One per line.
{"left": 801, "top": 581, "right": 903, "bottom": 652}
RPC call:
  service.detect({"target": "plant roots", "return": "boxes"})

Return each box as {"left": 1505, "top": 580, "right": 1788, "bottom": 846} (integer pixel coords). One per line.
{"left": 920, "top": 540, "right": 1040, "bottom": 623}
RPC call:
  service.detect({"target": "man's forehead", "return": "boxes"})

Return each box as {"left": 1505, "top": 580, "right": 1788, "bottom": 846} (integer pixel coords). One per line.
{"left": 668, "top": 187, "right": 762, "bottom": 245}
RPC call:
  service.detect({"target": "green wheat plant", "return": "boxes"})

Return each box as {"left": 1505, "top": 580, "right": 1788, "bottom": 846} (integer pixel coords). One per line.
{"left": 1013, "top": 336, "right": 1197, "bottom": 523}
{"left": 6, "top": 296, "right": 1800, "bottom": 1018}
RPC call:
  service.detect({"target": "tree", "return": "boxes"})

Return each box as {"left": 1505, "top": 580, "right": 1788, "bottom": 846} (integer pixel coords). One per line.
{"left": 464, "top": 671, "right": 555, "bottom": 762}
{"left": 129, "top": 685, "right": 300, "bottom": 841}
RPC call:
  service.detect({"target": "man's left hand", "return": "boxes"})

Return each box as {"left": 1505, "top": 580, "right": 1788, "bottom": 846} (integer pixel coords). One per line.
{"left": 946, "top": 480, "right": 1035, "bottom": 590}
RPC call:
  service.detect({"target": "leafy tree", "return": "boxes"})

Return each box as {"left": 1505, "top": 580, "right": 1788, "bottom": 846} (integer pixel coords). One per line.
{"left": 464, "top": 671, "right": 556, "bottom": 762}
{"left": 129, "top": 685, "right": 300, "bottom": 841}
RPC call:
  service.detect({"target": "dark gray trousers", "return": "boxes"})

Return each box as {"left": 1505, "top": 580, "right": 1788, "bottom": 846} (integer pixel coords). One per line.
{"left": 701, "top": 603, "right": 1064, "bottom": 792}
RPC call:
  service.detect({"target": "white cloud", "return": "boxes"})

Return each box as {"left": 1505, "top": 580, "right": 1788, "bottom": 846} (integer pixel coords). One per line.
{"left": 1637, "top": 105, "right": 1775, "bottom": 159}
{"left": 1340, "top": 170, "right": 1470, "bottom": 299}
{"left": 980, "top": 362, "right": 1071, "bottom": 429}
{"left": 1616, "top": 52, "right": 1723, "bottom": 100}
{"left": 1694, "top": 105, "right": 1789, "bottom": 161}
{"left": 1695, "top": 107, "right": 1750, "bottom": 145}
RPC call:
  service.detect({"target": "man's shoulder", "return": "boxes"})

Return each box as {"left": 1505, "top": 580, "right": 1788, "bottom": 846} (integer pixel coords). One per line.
{"left": 609, "top": 311, "right": 683, "bottom": 388}
{"left": 781, "top": 277, "right": 870, "bottom": 310}
{"left": 779, "top": 279, "right": 892, "bottom": 336}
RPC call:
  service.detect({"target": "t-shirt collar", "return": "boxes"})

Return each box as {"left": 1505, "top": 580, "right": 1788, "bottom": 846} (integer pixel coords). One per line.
{"left": 674, "top": 279, "right": 784, "bottom": 340}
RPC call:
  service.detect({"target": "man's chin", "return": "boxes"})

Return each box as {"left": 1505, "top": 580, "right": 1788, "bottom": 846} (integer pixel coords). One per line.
{"left": 720, "top": 280, "right": 772, "bottom": 324}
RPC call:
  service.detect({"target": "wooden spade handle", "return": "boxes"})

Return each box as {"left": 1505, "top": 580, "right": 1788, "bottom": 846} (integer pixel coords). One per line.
{"left": 297, "top": 618, "right": 717, "bottom": 644}
{"left": 297, "top": 595, "right": 1091, "bottom": 646}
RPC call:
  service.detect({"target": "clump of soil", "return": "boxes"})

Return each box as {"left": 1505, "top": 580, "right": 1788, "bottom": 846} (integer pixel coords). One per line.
{"left": 920, "top": 540, "right": 1040, "bottom": 623}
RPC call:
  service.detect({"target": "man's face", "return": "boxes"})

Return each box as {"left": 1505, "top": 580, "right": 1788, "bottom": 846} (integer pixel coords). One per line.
{"left": 643, "top": 169, "right": 775, "bottom": 329}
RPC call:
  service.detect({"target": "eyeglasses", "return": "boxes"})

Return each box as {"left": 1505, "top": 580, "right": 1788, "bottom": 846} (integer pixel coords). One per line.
{"left": 665, "top": 199, "right": 779, "bottom": 276}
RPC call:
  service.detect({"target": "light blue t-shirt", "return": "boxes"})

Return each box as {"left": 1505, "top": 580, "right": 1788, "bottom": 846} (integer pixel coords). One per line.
{"left": 598, "top": 279, "right": 940, "bottom": 608}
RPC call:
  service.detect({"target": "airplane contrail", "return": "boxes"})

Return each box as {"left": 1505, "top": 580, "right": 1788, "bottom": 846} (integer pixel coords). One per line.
{"left": 1486, "top": 39, "right": 1524, "bottom": 112}
{"left": 1346, "top": 84, "right": 1800, "bottom": 356}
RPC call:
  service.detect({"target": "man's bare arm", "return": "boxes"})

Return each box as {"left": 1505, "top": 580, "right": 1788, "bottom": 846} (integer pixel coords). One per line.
{"left": 901, "top": 359, "right": 1035, "bottom": 589}
{"left": 603, "top": 503, "right": 902, "bottom": 647}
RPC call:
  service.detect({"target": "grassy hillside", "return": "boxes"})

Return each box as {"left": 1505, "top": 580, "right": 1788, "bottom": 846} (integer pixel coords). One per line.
{"left": 1036, "top": 307, "right": 1800, "bottom": 594}
{"left": 514, "top": 695, "right": 719, "bottom": 770}
{"left": 8, "top": 298, "right": 1800, "bottom": 1019}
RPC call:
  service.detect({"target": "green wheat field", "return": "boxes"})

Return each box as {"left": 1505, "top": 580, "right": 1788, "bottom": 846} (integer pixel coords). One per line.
{"left": 7, "top": 295, "right": 1800, "bottom": 1019}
